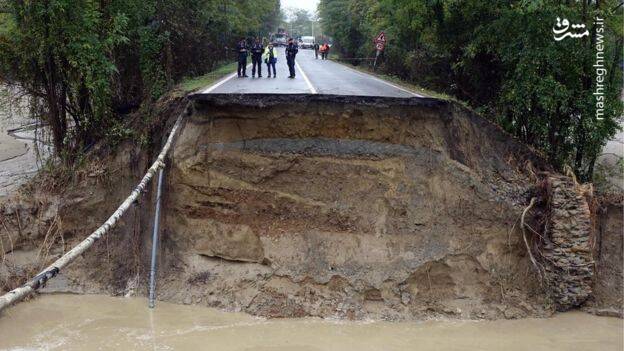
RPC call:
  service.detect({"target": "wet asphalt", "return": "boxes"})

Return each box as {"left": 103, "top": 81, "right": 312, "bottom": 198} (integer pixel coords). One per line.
{"left": 201, "top": 48, "right": 421, "bottom": 98}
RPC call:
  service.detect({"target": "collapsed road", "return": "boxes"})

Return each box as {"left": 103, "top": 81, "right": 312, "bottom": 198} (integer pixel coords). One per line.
{"left": 0, "top": 60, "right": 621, "bottom": 322}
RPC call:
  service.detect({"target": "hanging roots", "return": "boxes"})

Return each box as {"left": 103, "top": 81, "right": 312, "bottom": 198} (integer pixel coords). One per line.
{"left": 521, "top": 197, "right": 544, "bottom": 283}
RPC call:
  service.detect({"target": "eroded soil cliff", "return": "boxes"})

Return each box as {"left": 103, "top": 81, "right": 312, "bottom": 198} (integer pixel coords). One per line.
{"left": 157, "top": 95, "right": 552, "bottom": 319}
{"left": 1, "top": 95, "right": 620, "bottom": 320}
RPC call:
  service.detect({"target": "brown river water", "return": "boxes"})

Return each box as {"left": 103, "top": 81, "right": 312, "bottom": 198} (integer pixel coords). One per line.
{"left": 0, "top": 294, "right": 621, "bottom": 351}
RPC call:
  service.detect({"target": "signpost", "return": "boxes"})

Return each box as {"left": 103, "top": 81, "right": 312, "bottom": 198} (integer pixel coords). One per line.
{"left": 373, "top": 31, "right": 386, "bottom": 70}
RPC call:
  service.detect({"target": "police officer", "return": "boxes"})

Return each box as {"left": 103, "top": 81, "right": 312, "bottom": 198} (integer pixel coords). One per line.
{"left": 236, "top": 38, "right": 248, "bottom": 78}
{"left": 285, "top": 38, "right": 298, "bottom": 79}
{"left": 250, "top": 37, "right": 264, "bottom": 78}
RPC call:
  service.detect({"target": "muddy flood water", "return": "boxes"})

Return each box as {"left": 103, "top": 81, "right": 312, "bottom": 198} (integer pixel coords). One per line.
{"left": 0, "top": 86, "right": 49, "bottom": 199}
{"left": 0, "top": 295, "right": 621, "bottom": 351}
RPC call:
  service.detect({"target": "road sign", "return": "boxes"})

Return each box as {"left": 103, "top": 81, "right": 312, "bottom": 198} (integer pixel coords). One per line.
{"left": 374, "top": 31, "right": 386, "bottom": 44}
{"left": 374, "top": 31, "right": 386, "bottom": 53}
{"left": 373, "top": 31, "right": 387, "bottom": 70}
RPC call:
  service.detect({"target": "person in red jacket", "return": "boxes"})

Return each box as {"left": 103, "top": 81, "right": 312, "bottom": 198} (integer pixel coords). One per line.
{"left": 320, "top": 43, "right": 330, "bottom": 60}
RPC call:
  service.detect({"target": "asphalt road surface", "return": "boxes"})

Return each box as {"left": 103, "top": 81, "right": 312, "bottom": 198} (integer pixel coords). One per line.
{"left": 200, "top": 48, "right": 422, "bottom": 98}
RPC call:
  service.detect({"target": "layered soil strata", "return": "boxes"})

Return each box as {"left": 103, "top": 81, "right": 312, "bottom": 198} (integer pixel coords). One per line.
{"left": 1, "top": 95, "right": 616, "bottom": 320}
{"left": 160, "top": 95, "right": 550, "bottom": 319}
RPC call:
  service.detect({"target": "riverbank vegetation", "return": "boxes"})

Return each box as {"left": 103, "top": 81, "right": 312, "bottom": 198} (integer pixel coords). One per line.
{"left": 0, "top": 0, "right": 280, "bottom": 162}
{"left": 319, "top": 0, "right": 623, "bottom": 181}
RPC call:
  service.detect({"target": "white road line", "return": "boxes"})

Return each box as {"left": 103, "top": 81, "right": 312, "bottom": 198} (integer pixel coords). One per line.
{"left": 295, "top": 60, "right": 318, "bottom": 94}
{"left": 335, "top": 61, "right": 424, "bottom": 97}
{"left": 200, "top": 63, "right": 252, "bottom": 94}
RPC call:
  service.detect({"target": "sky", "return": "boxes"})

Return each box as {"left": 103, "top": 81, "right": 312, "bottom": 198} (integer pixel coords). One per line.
{"left": 281, "top": 0, "right": 320, "bottom": 15}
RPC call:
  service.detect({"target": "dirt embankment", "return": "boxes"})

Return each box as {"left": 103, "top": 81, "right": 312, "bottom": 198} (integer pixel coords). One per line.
{"left": 160, "top": 95, "right": 552, "bottom": 320}
{"left": 0, "top": 94, "right": 620, "bottom": 320}
{"left": 0, "top": 96, "right": 188, "bottom": 296}
{"left": 587, "top": 195, "right": 624, "bottom": 316}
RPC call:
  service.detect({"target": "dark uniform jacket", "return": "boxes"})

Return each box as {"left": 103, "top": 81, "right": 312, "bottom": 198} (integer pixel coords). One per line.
{"left": 286, "top": 43, "right": 298, "bottom": 59}
{"left": 251, "top": 43, "right": 264, "bottom": 57}
{"left": 236, "top": 42, "right": 248, "bottom": 58}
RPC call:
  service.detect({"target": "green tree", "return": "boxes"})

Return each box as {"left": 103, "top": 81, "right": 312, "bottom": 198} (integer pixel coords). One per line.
{"left": 0, "top": 0, "right": 127, "bottom": 156}
{"left": 283, "top": 8, "right": 319, "bottom": 38}
{"left": 319, "top": 0, "right": 623, "bottom": 181}
{"left": 0, "top": 0, "right": 280, "bottom": 162}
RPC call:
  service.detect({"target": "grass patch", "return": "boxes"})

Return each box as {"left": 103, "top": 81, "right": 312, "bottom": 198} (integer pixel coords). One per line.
{"left": 177, "top": 62, "right": 238, "bottom": 94}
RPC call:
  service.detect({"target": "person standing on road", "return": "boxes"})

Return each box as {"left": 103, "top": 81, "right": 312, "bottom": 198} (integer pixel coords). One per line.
{"left": 313, "top": 42, "right": 320, "bottom": 59}
{"left": 250, "top": 37, "right": 264, "bottom": 78}
{"left": 285, "top": 38, "right": 298, "bottom": 79}
{"left": 263, "top": 43, "right": 278, "bottom": 78}
{"left": 320, "top": 43, "right": 330, "bottom": 60}
{"left": 236, "top": 38, "right": 249, "bottom": 77}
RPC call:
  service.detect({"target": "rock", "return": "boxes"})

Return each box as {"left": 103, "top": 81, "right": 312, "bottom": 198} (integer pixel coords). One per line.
{"left": 193, "top": 221, "right": 265, "bottom": 263}
{"left": 593, "top": 308, "right": 623, "bottom": 318}
{"left": 401, "top": 292, "right": 411, "bottom": 305}
{"left": 123, "top": 275, "right": 139, "bottom": 298}
{"left": 503, "top": 306, "right": 526, "bottom": 319}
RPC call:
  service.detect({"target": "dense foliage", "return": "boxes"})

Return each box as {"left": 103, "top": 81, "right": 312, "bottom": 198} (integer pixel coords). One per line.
{"left": 0, "top": 0, "right": 280, "bottom": 160}
{"left": 319, "top": 0, "right": 623, "bottom": 181}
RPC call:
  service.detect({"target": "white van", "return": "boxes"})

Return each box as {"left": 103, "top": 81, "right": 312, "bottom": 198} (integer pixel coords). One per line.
{"left": 300, "top": 36, "right": 315, "bottom": 49}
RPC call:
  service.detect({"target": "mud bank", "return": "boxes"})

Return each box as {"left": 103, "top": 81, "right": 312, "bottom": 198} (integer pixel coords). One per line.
{"left": 0, "top": 94, "right": 620, "bottom": 320}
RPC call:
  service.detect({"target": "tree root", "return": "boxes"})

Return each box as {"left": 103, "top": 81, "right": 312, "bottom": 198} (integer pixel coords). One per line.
{"left": 521, "top": 197, "right": 544, "bottom": 284}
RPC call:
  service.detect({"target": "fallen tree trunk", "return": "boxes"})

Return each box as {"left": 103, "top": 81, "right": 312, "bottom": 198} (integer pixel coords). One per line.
{"left": 0, "top": 105, "right": 187, "bottom": 313}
